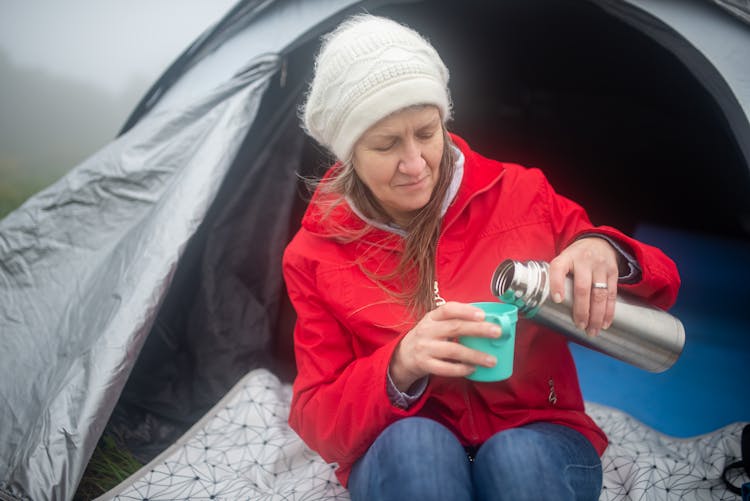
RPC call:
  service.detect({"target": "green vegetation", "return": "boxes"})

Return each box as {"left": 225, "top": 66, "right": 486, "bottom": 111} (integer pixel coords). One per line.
{"left": 0, "top": 158, "right": 66, "bottom": 220}
{"left": 73, "top": 435, "right": 143, "bottom": 501}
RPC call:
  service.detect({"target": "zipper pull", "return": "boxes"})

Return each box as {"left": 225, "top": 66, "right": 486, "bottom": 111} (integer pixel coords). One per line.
{"left": 433, "top": 281, "right": 446, "bottom": 308}
{"left": 548, "top": 378, "right": 558, "bottom": 405}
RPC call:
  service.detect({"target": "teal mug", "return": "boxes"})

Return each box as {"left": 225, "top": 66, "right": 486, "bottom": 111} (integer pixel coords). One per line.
{"left": 459, "top": 302, "right": 518, "bottom": 382}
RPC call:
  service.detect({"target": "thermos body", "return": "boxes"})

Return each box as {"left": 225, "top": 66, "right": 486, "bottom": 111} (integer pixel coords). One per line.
{"left": 491, "top": 260, "right": 685, "bottom": 373}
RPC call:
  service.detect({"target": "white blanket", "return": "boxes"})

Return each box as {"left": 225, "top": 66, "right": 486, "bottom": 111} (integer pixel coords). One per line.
{"left": 98, "top": 369, "right": 748, "bottom": 500}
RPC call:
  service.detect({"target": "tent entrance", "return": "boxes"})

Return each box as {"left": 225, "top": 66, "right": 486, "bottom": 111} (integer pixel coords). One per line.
{"left": 109, "top": 0, "right": 750, "bottom": 464}
{"left": 379, "top": 0, "right": 750, "bottom": 238}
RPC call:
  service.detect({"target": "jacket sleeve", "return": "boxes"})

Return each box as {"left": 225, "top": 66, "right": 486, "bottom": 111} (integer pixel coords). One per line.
{"left": 541, "top": 171, "right": 680, "bottom": 310}
{"left": 282, "top": 241, "right": 427, "bottom": 477}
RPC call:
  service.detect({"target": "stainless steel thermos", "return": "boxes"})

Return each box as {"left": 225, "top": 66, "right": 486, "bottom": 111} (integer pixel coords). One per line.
{"left": 490, "top": 259, "right": 685, "bottom": 373}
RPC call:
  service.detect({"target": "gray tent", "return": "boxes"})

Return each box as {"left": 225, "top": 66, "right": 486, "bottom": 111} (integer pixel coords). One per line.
{"left": 2, "top": 0, "right": 749, "bottom": 499}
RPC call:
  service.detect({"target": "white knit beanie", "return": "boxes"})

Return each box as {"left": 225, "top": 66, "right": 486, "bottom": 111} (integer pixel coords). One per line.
{"left": 302, "top": 14, "right": 452, "bottom": 161}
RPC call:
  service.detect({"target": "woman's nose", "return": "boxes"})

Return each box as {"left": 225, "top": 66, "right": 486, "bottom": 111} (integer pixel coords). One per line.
{"left": 398, "top": 139, "right": 426, "bottom": 174}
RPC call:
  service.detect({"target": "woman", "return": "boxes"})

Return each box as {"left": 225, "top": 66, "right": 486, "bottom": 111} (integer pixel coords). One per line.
{"left": 282, "top": 14, "right": 680, "bottom": 500}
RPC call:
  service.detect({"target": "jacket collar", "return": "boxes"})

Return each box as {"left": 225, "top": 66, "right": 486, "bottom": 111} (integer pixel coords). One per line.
{"left": 441, "top": 133, "right": 505, "bottom": 232}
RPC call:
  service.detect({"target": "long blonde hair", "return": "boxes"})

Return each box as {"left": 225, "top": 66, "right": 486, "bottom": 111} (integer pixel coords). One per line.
{"left": 309, "top": 126, "right": 456, "bottom": 319}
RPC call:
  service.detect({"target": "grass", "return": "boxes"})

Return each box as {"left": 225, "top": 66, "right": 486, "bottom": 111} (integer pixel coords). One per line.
{"left": 0, "top": 159, "right": 65, "bottom": 220}
{"left": 0, "top": 177, "right": 45, "bottom": 220}
{"left": 73, "top": 435, "right": 143, "bottom": 501}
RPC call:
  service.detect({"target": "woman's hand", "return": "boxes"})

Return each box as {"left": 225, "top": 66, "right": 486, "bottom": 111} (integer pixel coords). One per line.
{"left": 549, "top": 237, "right": 619, "bottom": 337}
{"left": 389, "top": 302, "right": 502, "bottom": 392}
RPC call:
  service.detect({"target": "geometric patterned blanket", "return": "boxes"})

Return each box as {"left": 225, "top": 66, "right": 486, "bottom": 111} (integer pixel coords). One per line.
{"left": 96, "top": 369, "right": 748, "bottom": 500}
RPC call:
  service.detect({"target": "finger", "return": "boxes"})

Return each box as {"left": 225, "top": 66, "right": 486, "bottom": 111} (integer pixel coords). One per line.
{"left": 439, "top": 341, "right": 498, "bottom": 369}
{"left": 587, "top": 274, "right": 609, "bottom": 336}
{"left": 422, "top": 358, "right": 477, "bottom": 379}
{"left": 548, "top": 255, "right": 572, "bottom": 304}
{"left": 432, "top": 318, "right": 501, "bottom": 341}
{"left": 603, "top": 275, "right": 618, "bottom": 329}
{"left": 421, "top": 344, "right": 497, "bottom": 379}
{"left": 431, "top": 301, "right": 486, "bottom": 322}
{"left": 572, "top": 270, "right": 592, "bottom": 331}
{"left": 464, "top": 321, "right": 503, "bottom": 339}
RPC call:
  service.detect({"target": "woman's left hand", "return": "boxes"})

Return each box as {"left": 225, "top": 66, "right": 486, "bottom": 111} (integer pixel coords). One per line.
{"left": 548, "top": 237, "right": 619, "bottom": 337}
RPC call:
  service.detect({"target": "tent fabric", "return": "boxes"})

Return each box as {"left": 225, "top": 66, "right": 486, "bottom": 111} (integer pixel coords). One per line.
{"left": 1, "top": 0, "right": 370, "bottom": 496}
{"left": 121, "top": 0, "right": 372, "bottom": 131}
{"left": 97, "top": 369, "right": 749, "bottom": 500}
{"left": 1, "top": 0, "right": 750, "bottom": 499}
{"left": 599, "top": 0, "right": 750, "bottom": 170}
{"left": 0, "top": 56, "right": 282, "bottom": 500}
{"left": 711, "top": 0, "right": 750, "bottom": 23}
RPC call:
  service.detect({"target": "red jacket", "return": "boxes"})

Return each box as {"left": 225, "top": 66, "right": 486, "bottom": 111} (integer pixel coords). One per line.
{"left": 282, "top": 134, "right": 680, "bottom": 486}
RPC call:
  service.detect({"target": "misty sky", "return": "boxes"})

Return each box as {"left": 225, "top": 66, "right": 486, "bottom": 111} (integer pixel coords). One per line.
{"left": 0, "top": 0, "right": 237, "bottom": 94}
{"left": 0, "top": 0, "right": 239, "bottom": 215}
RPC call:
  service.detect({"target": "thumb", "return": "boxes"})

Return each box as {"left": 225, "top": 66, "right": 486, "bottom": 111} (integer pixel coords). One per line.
{"left": 548, "top": 256, "right": 571, "bottom": 303}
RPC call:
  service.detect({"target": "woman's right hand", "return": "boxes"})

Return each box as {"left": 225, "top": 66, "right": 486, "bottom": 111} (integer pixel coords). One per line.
{"left": 389, "top": 301, "right": 502, "bottom": 392}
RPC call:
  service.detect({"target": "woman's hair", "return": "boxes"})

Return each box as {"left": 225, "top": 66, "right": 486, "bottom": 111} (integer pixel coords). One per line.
{"left": 309, "top": 122, "right": 457, "bottom": 319}
{"left": 299, "top": 14, "right": 455, "bottom": 319}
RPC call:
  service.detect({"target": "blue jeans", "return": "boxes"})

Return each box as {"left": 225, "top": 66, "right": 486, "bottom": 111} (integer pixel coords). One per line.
{"left": 348, "top": 417, "right": 602, "bottom": 501}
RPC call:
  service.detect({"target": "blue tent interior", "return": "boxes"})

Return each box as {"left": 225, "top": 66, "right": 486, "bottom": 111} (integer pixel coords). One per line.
{"left": 573, "top": 224, "right": 750, "bottom": 437}
{"left": 1, "top": 0, "right": 749, "bottom": 498}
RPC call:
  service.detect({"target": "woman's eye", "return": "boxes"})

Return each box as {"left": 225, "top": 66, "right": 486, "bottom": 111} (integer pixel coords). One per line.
{"left": 417, "top": 131, "right": 436, "bottom": 140}
{"left": 374, "top": 142, "right": 395, "bottom": 151}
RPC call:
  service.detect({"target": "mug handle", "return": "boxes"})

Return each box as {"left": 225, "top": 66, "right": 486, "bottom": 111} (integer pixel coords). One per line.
{"left": 491, "top": 315, "right": 511, "bottom": 346}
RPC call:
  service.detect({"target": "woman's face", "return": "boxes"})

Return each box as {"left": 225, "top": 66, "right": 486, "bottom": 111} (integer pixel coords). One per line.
{"left": 351, "top": 105, "right": 444, "bottom": 227}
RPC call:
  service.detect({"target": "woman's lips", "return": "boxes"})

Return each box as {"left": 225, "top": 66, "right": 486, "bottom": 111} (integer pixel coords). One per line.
{"left": 396, "top": 175, "right": 429, "bottom": 189}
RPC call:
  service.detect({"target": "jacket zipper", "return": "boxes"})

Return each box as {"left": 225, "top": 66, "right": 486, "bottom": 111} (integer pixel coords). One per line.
{"left": 430, "top": 168, "right": 506, "bottom": 443}
{"left": 433, "top": 280, "right": 446, "bottom": 307}
{"left": 434, "top": 278, "right": 480, "bottom": 441}
{"left": 462, "top": 384, "right": 480, "bottom": 442}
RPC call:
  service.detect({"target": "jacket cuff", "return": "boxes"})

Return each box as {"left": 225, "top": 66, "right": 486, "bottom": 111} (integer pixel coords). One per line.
{"left": 575, "top": 233, "right": 642, "bottom": 284}
{"left": 386, "top": 368, "right": 428, "bottom": 409}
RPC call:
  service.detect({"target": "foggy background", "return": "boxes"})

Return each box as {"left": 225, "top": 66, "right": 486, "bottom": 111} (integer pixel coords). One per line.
{"left": 0, "top": 0, "right": 237, "bottom": 218}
